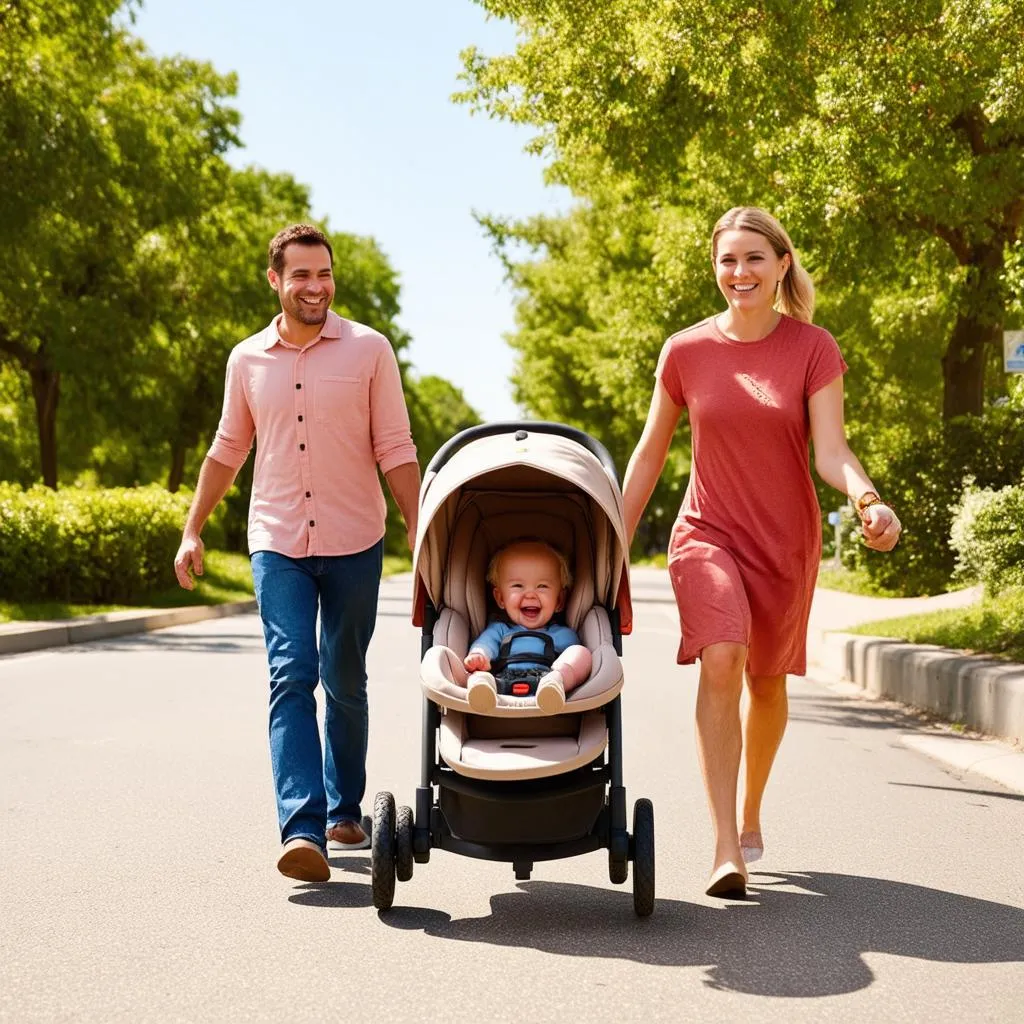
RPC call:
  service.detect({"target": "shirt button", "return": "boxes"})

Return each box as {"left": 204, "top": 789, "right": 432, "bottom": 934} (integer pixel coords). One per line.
{"left": 305, "top": 491, "right": 311, "bottom": 498}
{"left": 298, "top": 415, "right": 303, "bottom": 422}
{"left": 309, "top": 520, "right": 315, "bottom": 527}
{"left": 295, "top": 383, "right": 301, "bottom": 390}
{"left": 299, "top": 443, "right": 306, "bottom": 451}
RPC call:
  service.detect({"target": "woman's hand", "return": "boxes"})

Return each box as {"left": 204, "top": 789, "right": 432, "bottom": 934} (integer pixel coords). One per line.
{"left": 464, "top": 650, "right": 490, "bottom": 672}
{"left": 861, "top": 504, "right": 902, "bottom": 552}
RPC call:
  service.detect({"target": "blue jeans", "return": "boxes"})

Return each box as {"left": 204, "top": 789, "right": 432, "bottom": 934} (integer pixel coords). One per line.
{"left": 250, "top": 543, "right": 383, "bottom": 849}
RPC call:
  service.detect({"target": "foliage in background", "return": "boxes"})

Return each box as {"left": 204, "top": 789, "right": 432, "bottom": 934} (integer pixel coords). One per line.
{"left": 0, "top": 2, "right": 481, "bottom": 568}
{"left": 0, "top": 483, "right": 196, "bottom": 602}
{"left": 950, "top": 476, "right": 1024, "bottom": 593}
{"left": 840, "top": 408, "right": 1024, "bottom": 595}
{"left": 459, "top": 0, "right": 1024, "bottom": 561}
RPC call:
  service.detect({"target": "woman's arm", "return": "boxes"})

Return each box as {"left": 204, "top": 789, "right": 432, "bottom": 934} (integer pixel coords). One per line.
{"left": 808, "top": 377, "right": 902, "bottom": 552}
{"left": 623, "top": 379, "right": 683, "bottom": 543}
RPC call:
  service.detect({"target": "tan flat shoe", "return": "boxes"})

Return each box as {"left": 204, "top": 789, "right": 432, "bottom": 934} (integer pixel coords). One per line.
{"left": 740, "top": 830, "right": 764, "bottom": 864}
{"left": 705, "top": 861, "right": 747, "bottom": 899}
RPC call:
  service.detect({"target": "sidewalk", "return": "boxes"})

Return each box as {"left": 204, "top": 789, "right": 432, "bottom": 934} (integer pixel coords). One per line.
{"left": 807, "top": 583, "right": 1023, "bottom": 751}
{"left": 0, "top": 599, "right": 258, "bottom": 656}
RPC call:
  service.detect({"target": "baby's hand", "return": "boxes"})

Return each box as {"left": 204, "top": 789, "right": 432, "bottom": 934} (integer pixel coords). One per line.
{"left": 464, "top": 650, "right": 490, "bottom": 672}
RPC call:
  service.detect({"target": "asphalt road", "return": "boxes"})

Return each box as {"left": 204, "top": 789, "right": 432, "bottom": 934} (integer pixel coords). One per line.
{"left": 2, "top": 574, "right": 1022, "bottom": 1023}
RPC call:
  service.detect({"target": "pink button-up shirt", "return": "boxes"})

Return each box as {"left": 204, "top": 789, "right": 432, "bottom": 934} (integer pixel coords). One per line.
{"left": 207, "top": 310, "right": 417, "bottom": 557}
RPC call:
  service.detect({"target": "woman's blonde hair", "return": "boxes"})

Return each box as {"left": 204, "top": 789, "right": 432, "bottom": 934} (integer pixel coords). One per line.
{"left": 711, "top": 207, "right": 815, "bottom": 324}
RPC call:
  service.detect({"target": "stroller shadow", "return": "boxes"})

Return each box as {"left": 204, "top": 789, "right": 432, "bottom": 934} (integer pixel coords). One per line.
{"left": 381, "top": 871, "right": 1024, "bottom": 997}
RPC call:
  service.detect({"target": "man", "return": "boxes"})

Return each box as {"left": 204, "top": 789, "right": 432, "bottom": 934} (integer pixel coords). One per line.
{"left": 174, "top": 224, "right": 420, "bottom": 883}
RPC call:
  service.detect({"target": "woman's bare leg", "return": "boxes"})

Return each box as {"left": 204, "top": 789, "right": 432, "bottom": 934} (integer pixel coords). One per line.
{"left": 741, "top": 672, "right": 788, "bottom": 853}
{"left": 695, "top": 642, "right": 747, "bottom": 879}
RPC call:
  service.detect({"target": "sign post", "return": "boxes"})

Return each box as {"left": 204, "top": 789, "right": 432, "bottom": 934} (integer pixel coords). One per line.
{"left": 827, "top": 509, "right": 842, "bottom": 568}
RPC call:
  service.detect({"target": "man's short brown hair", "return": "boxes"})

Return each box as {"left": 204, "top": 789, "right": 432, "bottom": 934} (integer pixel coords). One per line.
{"left": 268, "top": 224, "right": 334, "bottom": 275}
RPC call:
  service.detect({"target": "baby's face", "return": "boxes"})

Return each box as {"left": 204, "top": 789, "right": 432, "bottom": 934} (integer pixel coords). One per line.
{"left": 493, "top": 548, "right": 566, "bottom": 629}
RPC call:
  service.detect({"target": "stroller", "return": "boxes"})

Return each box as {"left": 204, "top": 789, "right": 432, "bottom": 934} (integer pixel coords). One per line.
{"left": 371, "top": 422, "right": 655, "bottom": 916}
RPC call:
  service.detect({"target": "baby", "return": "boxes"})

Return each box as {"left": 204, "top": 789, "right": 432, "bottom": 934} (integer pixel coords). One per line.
{"left": 457, "top": 539, "right": 592, "bottom": 714}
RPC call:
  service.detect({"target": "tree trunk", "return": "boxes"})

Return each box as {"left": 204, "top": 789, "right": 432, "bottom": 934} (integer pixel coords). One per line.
{"left": 29, "top": 365, "right": 60, "bottom": 488}
{"left": 941, "top": 243, "right": 1004, "bottom": 421}
{"left": 167, "top": 441, "right": 186, "bottom": 493}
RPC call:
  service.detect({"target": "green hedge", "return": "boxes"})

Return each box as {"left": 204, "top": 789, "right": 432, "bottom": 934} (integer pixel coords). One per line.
{"left": 950, "top": 477, "right": 1024, "bottom": 594}
{"left": 841, "top": 407, "right": 1024, "bottom": 596}
{"left": 0, "top": 484, "right": 192, "bottom": 603}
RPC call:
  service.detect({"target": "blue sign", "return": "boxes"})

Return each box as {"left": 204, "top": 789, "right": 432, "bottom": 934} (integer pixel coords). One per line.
{"left": 1005, "top": 331, "right": 1024, "bottom": 373}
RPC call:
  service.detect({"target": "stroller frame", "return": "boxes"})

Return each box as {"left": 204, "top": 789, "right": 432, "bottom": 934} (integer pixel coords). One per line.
{"left": 371, "top": 422, "right": 654, "bottom": 916}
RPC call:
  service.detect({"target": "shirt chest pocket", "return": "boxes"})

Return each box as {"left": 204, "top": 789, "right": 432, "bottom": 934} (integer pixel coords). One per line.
{"left": 315, "top": 376, "right": 363, "bottom": 423}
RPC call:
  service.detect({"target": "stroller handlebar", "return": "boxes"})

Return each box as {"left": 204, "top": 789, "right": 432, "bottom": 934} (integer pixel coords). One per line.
{"left": 424, "top": 421, "right": 620, "bottom": 485}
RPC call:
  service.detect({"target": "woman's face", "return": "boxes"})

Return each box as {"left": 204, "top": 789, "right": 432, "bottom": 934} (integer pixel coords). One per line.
{"left": 713, "top": 228, "right": 790, "bottom": 315}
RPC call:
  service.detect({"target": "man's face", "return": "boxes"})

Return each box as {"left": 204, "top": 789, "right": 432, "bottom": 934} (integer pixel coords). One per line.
{"left": 267, "top": 243, "right": 335, "bottom": 326}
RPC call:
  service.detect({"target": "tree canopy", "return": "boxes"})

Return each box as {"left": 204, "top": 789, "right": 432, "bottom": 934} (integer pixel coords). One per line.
{"left": 459, "top": 0, "right": 1024, "bottom": 464}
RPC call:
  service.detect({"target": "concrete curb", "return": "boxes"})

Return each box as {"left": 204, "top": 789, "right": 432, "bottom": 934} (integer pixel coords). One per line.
{"left": 0, "top": 599, "right": 258, "bottom": 656}
{"left": 812, "top": 629, "right": 1024, "bottom": 748}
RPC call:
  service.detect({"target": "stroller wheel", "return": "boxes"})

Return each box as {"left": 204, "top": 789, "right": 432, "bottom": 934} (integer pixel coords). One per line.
{"left": 396, "top": 805, "right": 414, "bottom": 882}
{"left": 371, "top": 791, "right": 396, "bottom": 910}
{"left": 608, "top": 848, "right": 628, "bottom": 885}
{"left": 631, "top": 798, "right": 655, "bottom": 917}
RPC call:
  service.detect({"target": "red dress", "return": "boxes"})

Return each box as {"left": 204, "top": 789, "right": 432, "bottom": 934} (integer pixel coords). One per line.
{"left": 657, "top": 315, "right": 847, "bottom": 676}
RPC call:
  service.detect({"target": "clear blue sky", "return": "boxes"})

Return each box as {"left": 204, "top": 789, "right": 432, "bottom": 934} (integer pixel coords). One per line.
{"left": 129, "top": 0, "right": 570, "bottom": 422}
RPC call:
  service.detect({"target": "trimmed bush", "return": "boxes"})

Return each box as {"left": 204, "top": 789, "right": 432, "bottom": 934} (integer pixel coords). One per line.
{"left": 840, "top": 407, "right": 1024, "bottom": 595}
{"left": 0, "top": 484, "right": 191, "bottom": 603}
{"left": 950, "top": 477, "right": 1024, "bottom": 594}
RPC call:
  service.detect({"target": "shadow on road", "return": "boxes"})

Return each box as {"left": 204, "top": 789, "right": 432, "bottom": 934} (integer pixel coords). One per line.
{"left": 889, "top": 782, "right": 1024, "bottom": 804}
{"left": 84, "top": 632, "right": 267, "bottom": 655}
{"left": 378, "top": 871, "right": 1024, "bottom": 997}
{"left": 287, "top": 879, "right": 373, "bottom": 909}
{"left": 787, "top": 691, "right": 930, "bottom": 732}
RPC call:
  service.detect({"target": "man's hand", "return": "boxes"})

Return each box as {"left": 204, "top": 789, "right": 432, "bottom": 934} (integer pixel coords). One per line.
{"left": 861, "top": 504, "right": 901, "bottom": 552}
{"left": 174, "top": 534, "right": 205, "bottom": 590}
{"left": 406, "top": 520, "right": 417, "bottom": 554}
{"left": 464, "top": 650, "right": 490, "bottom": 673}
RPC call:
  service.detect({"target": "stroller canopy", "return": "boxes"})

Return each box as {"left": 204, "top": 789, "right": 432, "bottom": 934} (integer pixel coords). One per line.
{"left": 412, "top": 423, "right": 632, "bottom": 637}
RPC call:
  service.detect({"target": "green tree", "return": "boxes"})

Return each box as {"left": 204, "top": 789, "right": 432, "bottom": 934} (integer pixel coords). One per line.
{"left": 0, "top": 14, "right": 239, "bottom": 486}
{"left": 461, "top": 0, "right": 1024, "bottom": 421}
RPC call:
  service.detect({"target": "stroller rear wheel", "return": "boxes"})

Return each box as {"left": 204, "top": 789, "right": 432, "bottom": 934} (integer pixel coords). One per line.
{"left": 608, "top": 847, "right": 628, "bottom": 885}
{"left": 396, "top": 804, "right": 414, "bottom": 882}
{"left": 631, "top": 798, "right": 655, "bottom": 917}
{"left": 371, "top": 791, "right": 396, "bottom": 910}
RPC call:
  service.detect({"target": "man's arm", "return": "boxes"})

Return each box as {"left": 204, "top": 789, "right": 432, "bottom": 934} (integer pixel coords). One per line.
{"left": 384, "top": 460, "right": 421, "bottom": 552}
{"left": 173, "top": 457, "right": 240, "bottom": 590}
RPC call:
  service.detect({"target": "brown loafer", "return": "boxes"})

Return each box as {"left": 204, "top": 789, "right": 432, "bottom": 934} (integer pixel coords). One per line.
{"left": 277, "top": 838, "right": 330, "bottom": 882}
{"left": 326, "top": 820, "right": 370, "bottom": 850}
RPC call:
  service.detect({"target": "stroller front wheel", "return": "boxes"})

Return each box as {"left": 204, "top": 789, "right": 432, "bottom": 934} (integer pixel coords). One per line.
{"left": 371, "top": 791, "right": 397, "bottom": 910}
{"left": 631, "top": 798, "right": 655, "bottom": 917}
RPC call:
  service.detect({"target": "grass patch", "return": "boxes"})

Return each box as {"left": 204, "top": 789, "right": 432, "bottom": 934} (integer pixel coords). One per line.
{"left": 0, "top": 550, "right": 254, "bottom": 623}
{"left": 631, "top": 552, "right": 668, "bottom": 568}
{"left": 815, "top": 564, "right": 902, "bottom": 597}
{"left": 847, "top": 586, "right": 1024, "bottom": 662}
{"left": 383, "top": 554, "right": 412, "bottom": 577}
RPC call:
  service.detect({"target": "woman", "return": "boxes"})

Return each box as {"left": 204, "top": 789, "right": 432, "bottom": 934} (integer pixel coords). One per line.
{"left": 622, "top": 207, "right": 901, "bottom": 898}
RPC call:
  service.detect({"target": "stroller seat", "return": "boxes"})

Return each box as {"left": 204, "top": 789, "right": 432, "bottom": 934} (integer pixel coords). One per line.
{"left": 417, "top": 488, "right": 624, "bottom": 780}
{"left": 439, "top": 709, "right": 608, "bottom": 780}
